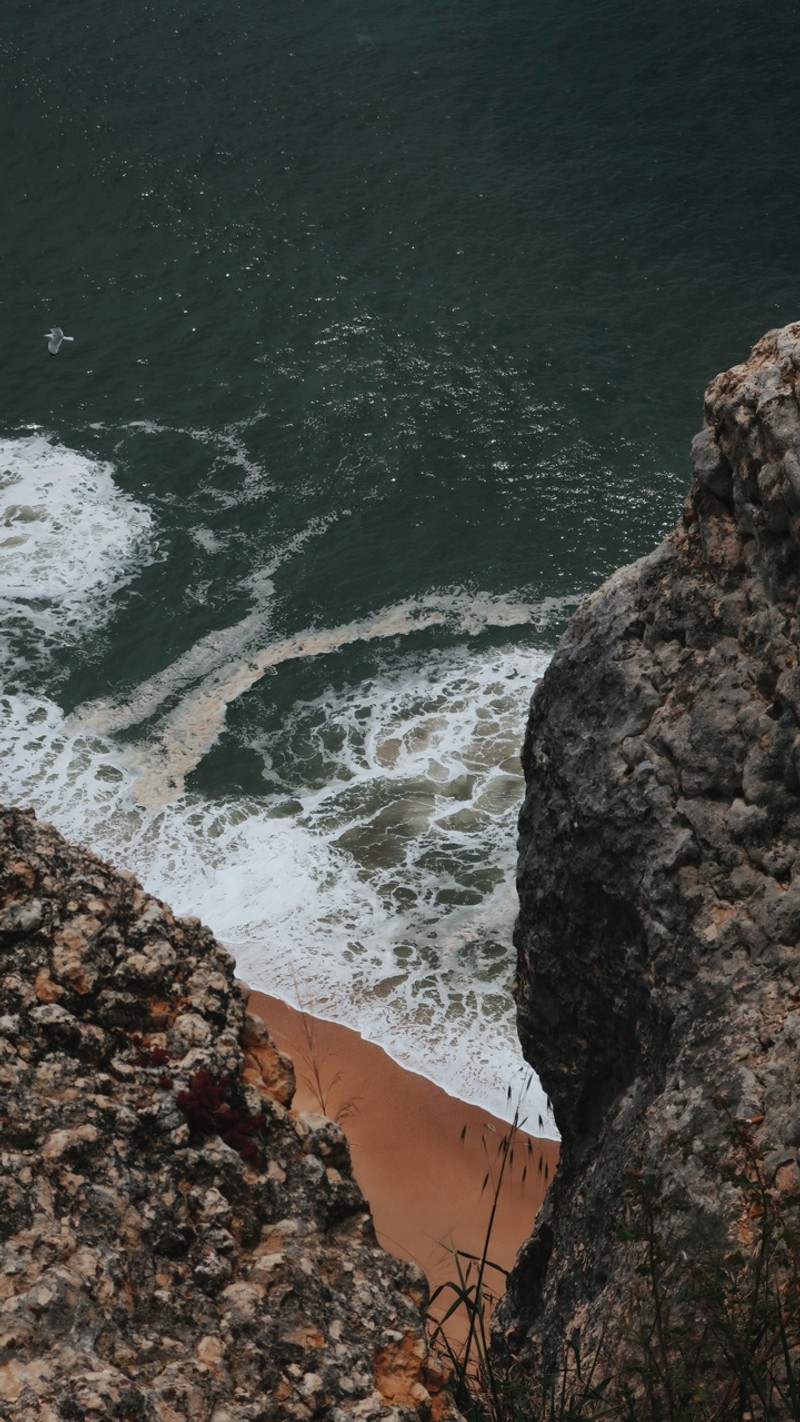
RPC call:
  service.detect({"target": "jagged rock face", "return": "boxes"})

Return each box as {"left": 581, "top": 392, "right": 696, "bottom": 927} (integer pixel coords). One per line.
{"left": 0, "top": 809, "right": 458, "bottom": 1422}
{"left": 496, "top": 325, "right": 800, "bottom": 1391}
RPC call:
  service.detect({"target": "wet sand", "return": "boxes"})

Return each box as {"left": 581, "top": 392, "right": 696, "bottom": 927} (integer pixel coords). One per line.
{"left": 249, "top": 992, "right": 559, "bottom": 1324}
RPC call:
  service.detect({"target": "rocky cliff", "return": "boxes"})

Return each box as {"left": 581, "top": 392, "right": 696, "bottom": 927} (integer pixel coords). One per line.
{"left": 496, "top": 324, "right": 800, "bottom": 1406}
{"left": 0, "top": 808, "right": 458, "bottom": 1421}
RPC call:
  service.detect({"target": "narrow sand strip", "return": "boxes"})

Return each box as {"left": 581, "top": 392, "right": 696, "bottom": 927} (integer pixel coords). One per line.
{"left": 250, "top": 992, "right": 559, "bottom": 1325}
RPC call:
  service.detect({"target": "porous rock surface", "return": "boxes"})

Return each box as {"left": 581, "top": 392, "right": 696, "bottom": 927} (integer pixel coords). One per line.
{"left": 0, "top": 807, "right": 458, "bottom": 1421}
{"left": 496, "top": 324, "right": 800, "bottom": 1389}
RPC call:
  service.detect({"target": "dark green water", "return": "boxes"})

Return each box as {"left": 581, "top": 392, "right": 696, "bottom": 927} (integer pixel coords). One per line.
{"left": 2, "top": 0, "right": 799, "bottom": 1123}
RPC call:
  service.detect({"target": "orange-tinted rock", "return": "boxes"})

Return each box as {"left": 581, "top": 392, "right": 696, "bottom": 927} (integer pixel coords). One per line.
{"left": 0, "top": 808, "right": 461, "bottom": 1422}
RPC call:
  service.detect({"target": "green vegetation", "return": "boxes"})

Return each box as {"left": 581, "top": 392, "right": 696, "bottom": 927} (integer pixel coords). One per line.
{"left": 290, "top": 975, "right": 360, "bottom": 1125}
{"left": 427, "top": 1084, "right": 539, "bottom": 1421}
{"left": 428, "top": 1104, "right": 800, "bottom": 1422}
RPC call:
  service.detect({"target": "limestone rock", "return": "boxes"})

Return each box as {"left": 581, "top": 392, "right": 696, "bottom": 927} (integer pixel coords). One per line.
{"left": 0, "top": 808, "right": 460, "bottom": 1421}
{"left": 496, "top": 324, "right": 800, "bottom": 1400}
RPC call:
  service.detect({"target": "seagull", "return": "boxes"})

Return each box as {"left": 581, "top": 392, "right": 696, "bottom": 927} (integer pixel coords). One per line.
{"left": 44, "top": 327, "right": 74, "bottom": 355}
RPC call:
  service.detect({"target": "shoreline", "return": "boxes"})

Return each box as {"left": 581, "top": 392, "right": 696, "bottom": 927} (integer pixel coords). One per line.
{"left": 249, "top": 991, "right": 560, "bottom": 1316}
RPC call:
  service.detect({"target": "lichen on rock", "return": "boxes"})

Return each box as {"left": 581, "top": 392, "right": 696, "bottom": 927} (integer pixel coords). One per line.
{"left": 0, "top": 807, "right": 459, "bottom": 1421}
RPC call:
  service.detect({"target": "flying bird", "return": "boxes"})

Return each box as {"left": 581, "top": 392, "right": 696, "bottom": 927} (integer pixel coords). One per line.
{"left": 44, "top": 327, "right": 74, "bottom": 355}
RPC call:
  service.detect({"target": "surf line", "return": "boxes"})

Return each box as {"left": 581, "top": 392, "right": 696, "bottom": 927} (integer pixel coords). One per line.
{"left": 67, "top": 590, "right": 547, "bottom": 809}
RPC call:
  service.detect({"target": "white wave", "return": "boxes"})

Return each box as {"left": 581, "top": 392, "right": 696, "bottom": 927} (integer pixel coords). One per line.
{"left": 69, "top": 587, "right": 566, "bottom": 805}
{"left": 0, "top": 434, "right": 154, "bottom": 642}
{"left": 0, "top": 635, "right": 558, "bottom": 1135}
{"left": 0, "top": 433, "right": 559, "bottom": 1131}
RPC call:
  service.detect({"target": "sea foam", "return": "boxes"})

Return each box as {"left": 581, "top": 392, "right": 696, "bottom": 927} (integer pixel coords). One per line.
{"left": 0, "top": 433, "right": 560, "bottom": 1134}
{"left": 0, "top": 433, "right": 155, "bottom": 646}
{"left": 0, "top": 650, "right": 556, "bottom": 1132}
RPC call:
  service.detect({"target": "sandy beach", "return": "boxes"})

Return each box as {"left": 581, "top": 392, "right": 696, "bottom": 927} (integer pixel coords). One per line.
{"left": 249, "top": 992, "right": 559, "bottom": 1331}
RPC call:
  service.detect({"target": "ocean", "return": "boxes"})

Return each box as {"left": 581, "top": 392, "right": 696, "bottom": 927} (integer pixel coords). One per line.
{"left": 2, "top": 0, "right": 799, "bottom": 1132}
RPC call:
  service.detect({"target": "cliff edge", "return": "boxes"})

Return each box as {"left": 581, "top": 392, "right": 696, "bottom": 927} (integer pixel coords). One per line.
{"left": 496, "top": 324, "right": 800, "bottom": 1405}
{"left": 0, "top": 807, "right": 458, "bottom": 1421}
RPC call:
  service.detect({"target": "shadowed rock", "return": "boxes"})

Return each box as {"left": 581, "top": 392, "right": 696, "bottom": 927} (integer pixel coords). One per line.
{"left": 495, "top": 324, "right": 800, "bottom": 1401}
